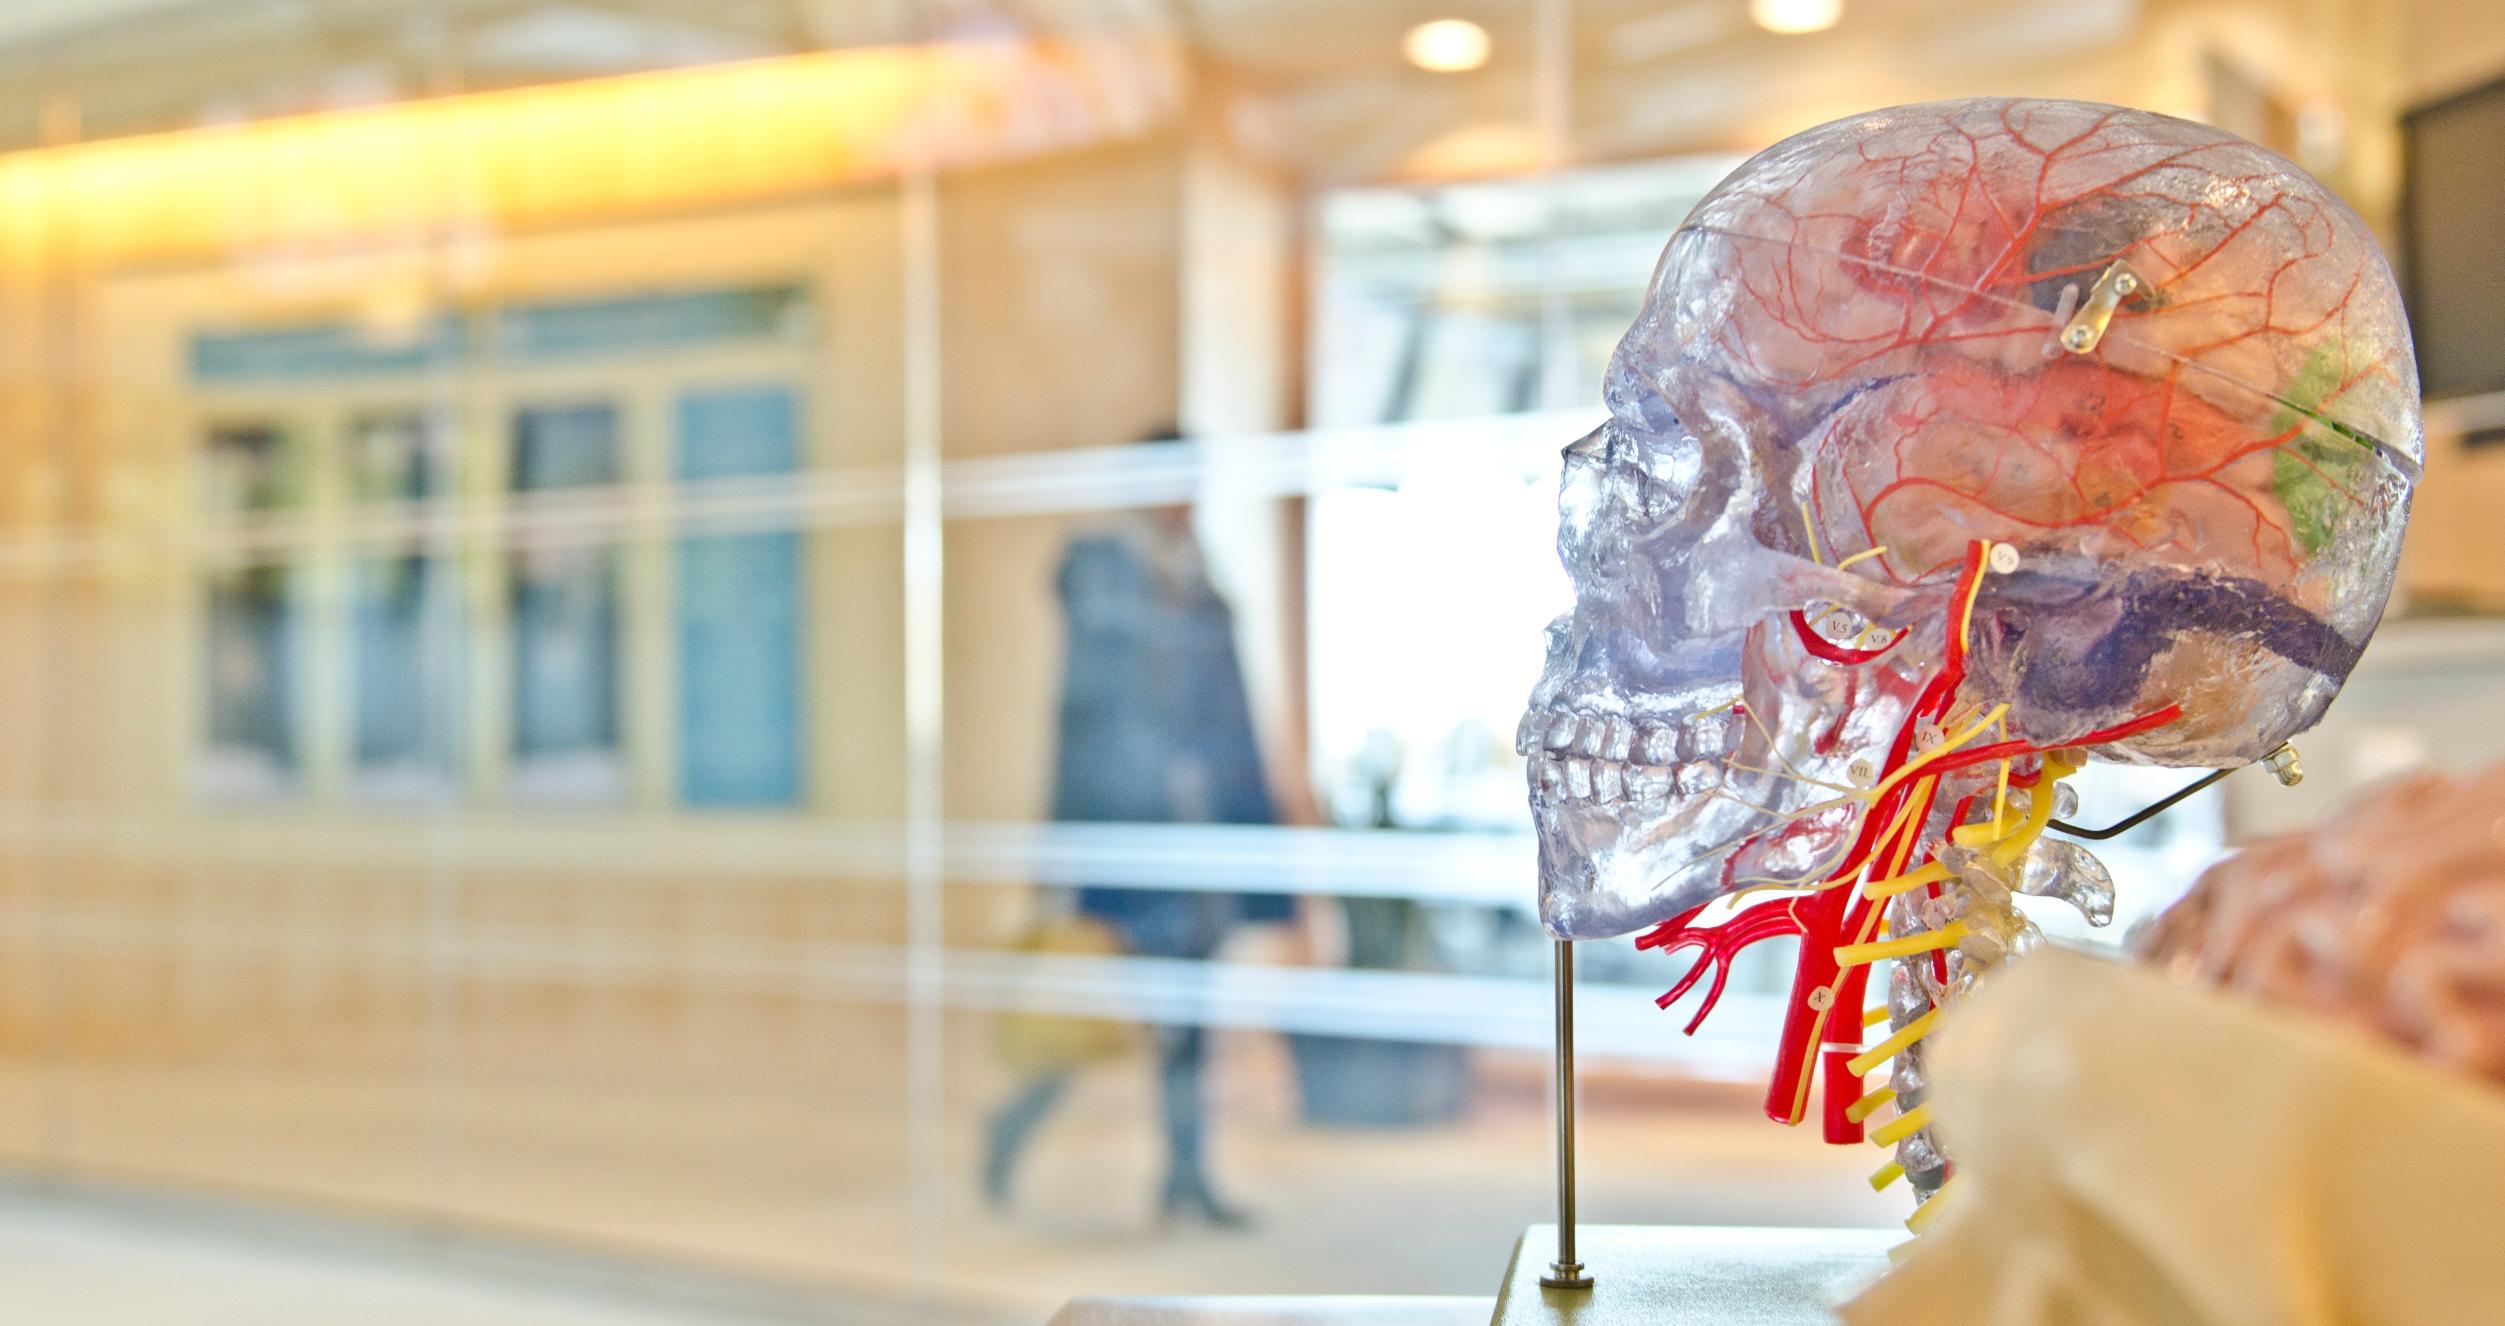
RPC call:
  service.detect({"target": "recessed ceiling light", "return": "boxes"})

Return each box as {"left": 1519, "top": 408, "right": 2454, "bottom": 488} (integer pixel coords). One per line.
{"left": 1404, "top": 18, "right": 1492, "bottom": 73}
{"left": 1749, "top": 0, "right": 1842, "bottom": 35}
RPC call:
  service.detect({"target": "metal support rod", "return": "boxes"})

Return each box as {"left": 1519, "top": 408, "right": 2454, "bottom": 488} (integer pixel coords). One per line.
{"left": 1542, "top": 937, "right": 1593, "bottom": 1290}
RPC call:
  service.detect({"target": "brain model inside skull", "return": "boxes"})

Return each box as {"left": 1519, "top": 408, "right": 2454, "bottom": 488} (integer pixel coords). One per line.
{"left": 2140, "top": 766, "right": 2505, "bottom": 1087}
{"left": 1519, "top": 98, "right": 2420, "bottom": 1202}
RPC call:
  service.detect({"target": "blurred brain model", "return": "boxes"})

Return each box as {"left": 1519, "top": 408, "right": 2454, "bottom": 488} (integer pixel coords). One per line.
{"left": 1517, "top": 98, "right": 2420, "bottom": 1208}
{"left": 1846, "top": 774, "right": 2505, "bottom": 1325}
{"left": 2140, "top": 766, "right": 2505, "bottom": 1086}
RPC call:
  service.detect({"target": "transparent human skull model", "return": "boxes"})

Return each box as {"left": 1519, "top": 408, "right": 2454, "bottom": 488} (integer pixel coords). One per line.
{"left": 1519, "top": 99, "right": 2420, "bottom": 1208}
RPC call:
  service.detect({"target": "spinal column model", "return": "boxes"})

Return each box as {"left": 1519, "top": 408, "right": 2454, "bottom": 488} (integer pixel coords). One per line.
{"left": 1518, "top": 99, "right": 2420, "bottom": 1212}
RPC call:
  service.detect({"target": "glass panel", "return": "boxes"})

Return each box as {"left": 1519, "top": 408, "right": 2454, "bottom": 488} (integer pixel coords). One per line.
{"left": 917, "top": 0, "right": 1817, "bottom": 1285}
{"left": 349, "top": 408, "right": 449, "bottom": 504}
{"left": 200, "top": 420, "right": 304, "bottom": 515}
{"left": 510, "top": 401, "right": 621, "bottom": 492}
{"left": 677, "top": 382, "right": 799, "bottom": 480}
{"left": 200, "top": 563, "right": 301, "bottom": 799}
{"left": 0, "top": 0, "right": 2444, "bottom": 1318}
{"left": 497, "top": 286, "right": 809, "bottom": 362}
{"left": 676, "top": 383, "right": 805, "bottom": 808}
{"left": 508, "top": 403, "right": 624, "bottom": 804}
{"left": 1313, "top": 160, "right": 1736, "bottom": 427}
{"left": 191, "top": 317, "right": 465, "bottom": 383}
{"left": 348, "top": 555, "right": 457, "bottom": 800}
{"left": 198, "top": 423, "right": 302, "bottom": 799}
{"left": 348, "top": 412, "right": 460, "bottom": 801}
{"left": 0, "top": 7, "right": 932, "bottom": 1304}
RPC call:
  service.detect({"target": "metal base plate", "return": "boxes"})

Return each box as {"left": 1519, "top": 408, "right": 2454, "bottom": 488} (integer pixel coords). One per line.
{"left": 1493, "top": 1225, "right": 1893, "bottom": 1326}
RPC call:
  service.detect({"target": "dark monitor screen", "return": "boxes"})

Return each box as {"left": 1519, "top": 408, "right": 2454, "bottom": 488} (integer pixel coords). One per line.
{"left": 2403, "top": 76, "right": 2505, "bottom": 400}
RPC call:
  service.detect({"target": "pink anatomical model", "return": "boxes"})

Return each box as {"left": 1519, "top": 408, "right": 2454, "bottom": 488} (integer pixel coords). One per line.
{"left": 1519, "top": 99, "right": 2419, "bottom": 1210}
{"left": 2141, "top": 765, "right": 2505, "bottom": 1087}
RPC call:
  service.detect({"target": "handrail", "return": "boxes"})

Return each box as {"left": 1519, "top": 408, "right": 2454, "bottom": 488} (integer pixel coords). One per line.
{"left": 0, "top": 902, "right": 1783, "bottom": 1075}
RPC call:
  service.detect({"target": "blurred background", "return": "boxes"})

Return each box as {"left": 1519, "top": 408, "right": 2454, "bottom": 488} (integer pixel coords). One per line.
{"left": 0, "top": 0, "right": 2500, "bottom": 1321}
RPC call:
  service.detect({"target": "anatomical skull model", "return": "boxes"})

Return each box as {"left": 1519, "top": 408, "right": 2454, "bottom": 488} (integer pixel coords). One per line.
{"left": 1519, "top": 99, "right": 2421, "bottom": 1216}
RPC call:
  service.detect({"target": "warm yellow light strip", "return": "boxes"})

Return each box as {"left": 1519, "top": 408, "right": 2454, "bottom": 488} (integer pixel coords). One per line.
{"left": 0, "top": 38, "right": 1172, "bottom": 268}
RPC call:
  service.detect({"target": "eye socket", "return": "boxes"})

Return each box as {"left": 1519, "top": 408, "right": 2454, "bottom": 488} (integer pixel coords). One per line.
{"left": 1635, "top": 469, "right": 1670, "bottom": 522}
{"left": 1618, "top": 433, "right": 1701, "bottom": 524}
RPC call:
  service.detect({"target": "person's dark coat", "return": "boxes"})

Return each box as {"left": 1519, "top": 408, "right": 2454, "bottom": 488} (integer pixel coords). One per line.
{"left": 1049, "top": 527, "right": 1288, "bottom": 958}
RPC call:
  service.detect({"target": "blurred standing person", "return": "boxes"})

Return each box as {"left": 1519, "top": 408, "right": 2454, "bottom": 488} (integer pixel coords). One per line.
{"left": 984, "top": 427, "right": 1287, "bottom": 1228}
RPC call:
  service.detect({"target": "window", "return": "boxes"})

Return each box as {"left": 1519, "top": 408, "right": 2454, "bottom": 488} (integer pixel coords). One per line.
{"left": 507, "top": 402, "right": 626, "bottom": 805}
{"left": 198, "top": 422, "right": 304, "bottom": 799}
{"left": 184, "top": 283, "right": 816, "bottom": 812}
{"left": 348, "top": 411, "right": 460, "bottom": 802}
{"left": 674, "top": 384, "right": 805, "bottom": 808}
{"left": 1311, "top": 156, "right": 1740, "bottom": 427}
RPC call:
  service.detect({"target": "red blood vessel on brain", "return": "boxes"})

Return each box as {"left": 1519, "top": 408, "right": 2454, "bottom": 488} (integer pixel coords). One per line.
{"left": 1519, "top": 99, "right": 2420, "bottom": 1206}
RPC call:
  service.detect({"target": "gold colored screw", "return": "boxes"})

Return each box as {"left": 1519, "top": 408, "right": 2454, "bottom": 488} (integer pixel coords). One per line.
{"left": 2262, "top": 743, "right": 2304, "bottom": 788}
{"left": 2060, "top": 262, "right": 2143, "bottom": 355}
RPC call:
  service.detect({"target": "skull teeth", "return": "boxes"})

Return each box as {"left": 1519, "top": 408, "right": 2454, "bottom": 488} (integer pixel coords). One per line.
{"left": 1600, "top": 716, "right": 1634, "bottom": 762}
{"left": 1514, "top": 706, "right": 1742, "bottom": 762}
{"left": 1544, "top": 713, "right": 1579, "bottom": 751}
{"left": 1518, "top": 704, "right": 1736, "bottom": 807}
{"left": 1638, "top": 726, "right": 1678, "bottom": 764}
{"left": 1624, "top": 764, "right": 1672, "bottom": 800}
{"left": 1523, "top": 753, "right": 1720, "bottom": 805}
{"left": 1516, "top": 712, "right": 1543, "bottom": 754}
{"left": 1680, "top": 710, "right": 1747, "bottom": 761}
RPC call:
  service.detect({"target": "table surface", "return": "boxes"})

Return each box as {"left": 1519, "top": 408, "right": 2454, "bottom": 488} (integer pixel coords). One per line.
{"left": 1047, "top": 1224, "right": 1897, "bottom": 1326}
{"left": 1047, "top": 1296, "right": 1492, "bottom": 1326}
{"left": 1492, "top": 1224, "right": 1893, "bottom": 1326}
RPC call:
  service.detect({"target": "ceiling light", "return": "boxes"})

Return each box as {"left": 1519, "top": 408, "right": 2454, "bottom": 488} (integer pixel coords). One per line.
{"left": 1750, "top": 0, "right": 1842, "bottom": 35}
{"left": 1404, "top": 19, "right": 1492, "bottom": 72}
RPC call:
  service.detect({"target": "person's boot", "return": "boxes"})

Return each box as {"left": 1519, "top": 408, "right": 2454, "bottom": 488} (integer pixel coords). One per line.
{"left": 1158, "top": 1172, "right": 1253, "bottom": 1229}
{"left": 981, "top": 1114, "right": 1017, "bottom": 1211}
{"left": 983, "top": 1073, "right": 1070, "bottom": 1212}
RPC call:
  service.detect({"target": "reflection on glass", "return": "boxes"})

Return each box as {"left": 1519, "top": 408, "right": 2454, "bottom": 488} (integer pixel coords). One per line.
{"left": 201, "top": 564, "right": 299, "bottom": 798}
{"left": 675, "top": 383, "right": 804, "bottom": 808}
{"left": 987, "top": 436, "right": 1289, "bottom": 1227}
{"left": 512, "top": 401, "right": 621, "bottom": 490}
{"left": 350, "top": 408, "right": 447, "bottom": 504}
{"left": 349, "top": 410, "right": 459, "bottom": 802}
{"left": 1308, "top": 477, "right": 1565, "bottom": 832}
{"left": 199, "top": 421, "right": 299, "bottom": 515}
{"left": 198, "top": 423, "right": 301, "bottom": 798}
{"left": 509, "top": 403, "right": 623, "bottom": 803}
{"left": 352, "top": 557, "right": 458, "bottom": 800}
{"left": 1311, "top": 159, "right": 1735, "bottom": 427}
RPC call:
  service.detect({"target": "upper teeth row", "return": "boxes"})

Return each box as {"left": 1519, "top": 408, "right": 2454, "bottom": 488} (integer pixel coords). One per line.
{"left": 1513, "top": 707, "right": 1743, "bottom": 764}
{"left": 1530, "top": 753, "right": 1723, "bottom": 803}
